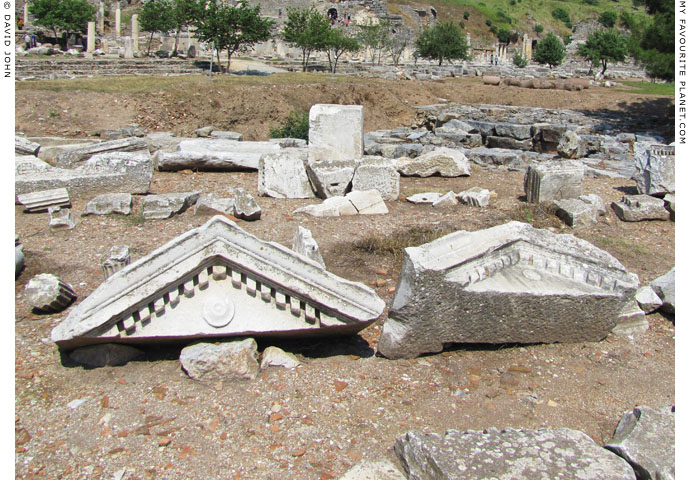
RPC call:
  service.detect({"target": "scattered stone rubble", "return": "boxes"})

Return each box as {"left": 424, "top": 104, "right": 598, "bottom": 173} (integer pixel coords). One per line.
{"left": 51, "top": 216, "right": 385, "bottom": 349}
{"left": 294, "top": 190, "right": 388, "bottom": 217}
{"left": 650, "top": 268, "right": 675, "bottom": 314}
{"left": 180, "top": 339, "right": 260, "bottom": 383}
{"left": 193, "top": 194, "right": 235, "bottom": 216}
{"left": 258, "top": 149, "right": 314, "bottom": 199}
{"left": 142, "top": 191, "right": 200, "bottom": 220}
{"left": 524, "top": 160, "right": 584, "bottom": 203}
{"left": 633, "top": 144, "right": 675, "bottom": 197}
{"left": 155, "top": 139, "right": 281, "bottom": 171}
{"left": 378, "top": 221, "right": 639, "bottom": 359}
{"left": 25, "top": 273, "right": 77, "bottom": 313}
{"left": 292, "top": 226, "right": 326, "bottom": 268}
{"left": 554, "top": 194, "right": 606, "bottom": 228}
{"left": 15, "top": 136, "right": 41, "bottom": 156}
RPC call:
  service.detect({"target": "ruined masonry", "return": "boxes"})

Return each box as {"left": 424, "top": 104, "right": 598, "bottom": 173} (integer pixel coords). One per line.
{"left": 524, "top": 160, "right": 584, "bottom": 203}
{"left": 377, "top": 221, "right": 639, "bottom": 359}
{"left": 52, "top": 216, "right": 385, "bottom": 349}
{"left": 18, "top": 188, "right": 71, "bottom": 212}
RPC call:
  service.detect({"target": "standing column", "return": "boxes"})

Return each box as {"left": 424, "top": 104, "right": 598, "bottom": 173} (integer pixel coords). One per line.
{"left": 98, "top": 3, "right": 105, "bottom": 33}
{"left": 23, "top": 4, "right": 29, "bottom": 27}
{"left": 131, "top": 14, "right": 139, "bottom": 51}
{"left": 87, "top": 21, "right": 96, "bottom": 52}
{"left": 115, "top": 8, "right": 121, "bottom": 36}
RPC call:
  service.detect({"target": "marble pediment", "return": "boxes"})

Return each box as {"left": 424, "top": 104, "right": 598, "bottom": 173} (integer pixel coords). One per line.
{"left": 52, "top": 216, "right": 385, "bottom": 348}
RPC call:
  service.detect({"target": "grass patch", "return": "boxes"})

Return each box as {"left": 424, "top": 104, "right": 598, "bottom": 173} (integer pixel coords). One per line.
{"left": 503, "top": 202, "right": 561, "bottom": 229}
{"left": 590, "top": 234, "right": 652, "bottom": 259}
{"left": 348, "top": 224, "right": 458, "bottom": 261}
{"left": 617, "top": 81, "right": 675, "bottom": 96}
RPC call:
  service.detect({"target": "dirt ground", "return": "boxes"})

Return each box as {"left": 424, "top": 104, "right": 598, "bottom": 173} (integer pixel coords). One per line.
{"left": 15, "top": 73, "right": 674, "bottom": 480}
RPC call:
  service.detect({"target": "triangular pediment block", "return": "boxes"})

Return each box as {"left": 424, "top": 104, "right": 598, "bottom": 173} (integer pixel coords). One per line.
{"left": 52, "top": 216, "right": 385, "bottom": 348}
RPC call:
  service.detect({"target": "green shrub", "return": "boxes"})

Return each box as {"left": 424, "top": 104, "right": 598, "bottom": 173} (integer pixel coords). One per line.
{"left": 463, "top": 11, "right": 470, "bottom": 20}
{"left": 497, "top": 27, "right": 511, "bottom": 43}
{"left": 497, "top": 11, "right": 512, "bottom": 24}
{"left": 599, "top": 10, "right": 617, "bottom": 28}
{"left": 513, "top": 52, "right": 528, "bottom": 67}
{"left": 459, "top": 20, "right": 465, "bottom": 29}
{"left": 534, "top": 24, "right": 544, "bottom": 33}
{"left": 485, "top": 19, "right": 492, "bottom": 27}
{"left": 619, "top": 10, "right": 635, "bottom": 29}
{"left": 552, "top": 7, "right": 571, "bottom": 24}
{"left": 490, "top": 25, "right": 498, "bottom": 35}
{"left": 583, "top": 0, "right": 600, "bottom": 5}
{"left": 269, "top": 110, "right": 309, "bottom": 141}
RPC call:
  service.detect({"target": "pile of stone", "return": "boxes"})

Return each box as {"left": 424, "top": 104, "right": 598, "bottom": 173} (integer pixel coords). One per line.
{"left": 406, "top": 187, "right": 491, "bottom": 208}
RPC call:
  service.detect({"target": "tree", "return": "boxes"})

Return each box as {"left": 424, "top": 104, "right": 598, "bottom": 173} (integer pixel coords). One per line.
{"left": 29, "top": 0, "right": 96, "bottom": 48}
{"left": 170, "top": 0, "right": 197, "bottom": 55}
{"left": 497, "top": 27, "right": 511, "bottom": 44}
{"left": 283, "top": 7, "right": 331, "bottom": 72}
{"left": 357, "top": 19, "right": 392, "bottom": 64}
{"left": 388, "top": 28, "right": 413, "bottom": 66}
{"left": 324, "top": 27, "right": 360, "bottom": 73}
{"left": 191, "top": 0, "right": 273, "bottom": 73}
{"left": 513, "top": 51, "right": 528, "bottom": 68}
{"left": 414, "top": 21, "right": 470, "bottom": 66}
{"left": 533, "top": 32, "right": 566, "bottom": 68}
{"left": 577, "top": 29, "right": 627, "bottom": 76}
{"left": 599, "top": 11, "right": 618, "bottom": 28}
{"left": 639, "top": 0, "right": 673, "bottom": 80}
{"left": 139, "top": 0, "right": 177, "bottom": 56}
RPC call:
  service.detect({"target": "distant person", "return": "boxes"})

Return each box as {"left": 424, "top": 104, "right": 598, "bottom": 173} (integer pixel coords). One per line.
{"left": 31, "top": 34, "right": 37, "bottom": 48}
{"left": 17, "top": 18, "right": 24, "bottom": 30}
{"left": 25, "top": 33, "right": 31, "bottom": 50}
{"left": 490, "top": 54, "right": 494, "bottom": 65}
{"left": 81, "top": 35, "right": 87, "bottom": 52}
{"left": 278, "top": 8, "right": 282, "bottom": 17}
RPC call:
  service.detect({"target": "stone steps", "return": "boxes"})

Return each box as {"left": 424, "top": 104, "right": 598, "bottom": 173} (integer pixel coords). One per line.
{"left": 16, "top": 58, "right": 208, "bottom": 80}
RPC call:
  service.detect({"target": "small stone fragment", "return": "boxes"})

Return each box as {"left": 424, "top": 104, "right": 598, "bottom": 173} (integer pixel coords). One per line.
{"left": 457, "top": 187, "right": 490, "bottom": 207}
{"left": 83, "top": 193, "right": 132, "bottom": 216}
{"left": 142, "top": 192, "right": 200, "bottom": 220}
{"left": 180, "top": 339, "right": 260, "bottom": 382}
{"left": 260, "top": 346, "right": 302, "bottom": 369}
{"left": 612, "top": 300, "right": 649, "bottom": 336}
{"left": 193, "top": 195, "right": 235, "bottom": 216}
{"left": 231, "top": 188, "right": 261, "bottom": 221}
{"left": 101, "top": 245, "right": 131, "bottom": 279}
{"left": 635, "top": 286, "right": 663, "bottom": 314}
{"left": 346, "top": 190, "right": 388, "bottom": 214}
{"left": 650, "top": 268, "right": 675, "bottom": 314}
{"left": 611, "top": 195, "right": 670, "bottom": 222}
{"left": 431, "top": 191, "right": 458, "bottom": 208}
{"left": 406, "top": 192, "right": 442, "bottom": 204}
{"left": 25, "top": 273, "right": 77, "bottom": 313}
{"left": 49, "top": 206, "right": 76, "bottom": 229}
{"left": 292, "top": 226, "right": 325, "bottom": 267}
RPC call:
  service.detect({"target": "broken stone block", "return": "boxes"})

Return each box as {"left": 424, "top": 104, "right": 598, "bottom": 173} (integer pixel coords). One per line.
{"left": 346, "top": 190, "right": 388, "bottom": 215}
{"left": 533, "top": 123, "right": 567, "bottom": 152}
{"left": 194, "top": 125, "right": 214, "bottom": 137}
{"left": 612, "top": 300, "right": 649, "bottom": 336}
{"left": 486, "top": 136, "right": 533, "bottom": 151}
{"left": 49, "top": 206, "right": 76, "bottom": 229}
{"left": 101, "top": 246, "right": 131, "bottom": 280}
{"left": 260, "top": 346, "right": 302, "bottom": 369}
{"left": 293, "top": 196, "right": 359, "bottom": 217}
{"left": 51, "top": 216, "right": 384, "bottom": 349}
{"left": 611, "top": 195, "right": 670, "bottom": 222}
{"left": 15, "top": 151, "right": 153, "bottom": 197}
{"left": 406, "top": 192, "right": 442, "bottom": 204}
{"left": 83, "top": 193, "right": 132, "bottom": 216}
{"left": 257, "top": 149, "right": 314, "bottom": 199}
{"left": 25, "top": 273, "right": 77, "bottom": 313}
{"left": 635, "top": 285, "right": 663, "bottom": 314}
{"left": 650, "top": 268, "right": 674, "bottom": 314}
{"left": 397, "top": 148, "right": 471, "bottom": 177}
{"left": 464, "top": 146, "right": 524, "bottom": 168}
{"left": 15, "top": 155, "right": 53, "bottom": 176}
{"left": 308, "top": 104, "right": 364, "bottom": 164}
{"left": 494, "top": 122, "right": 532, "bottom": 140}
{"left": 554, "top": 194, "right": 606, "bottom": 227}
{"left": 396, "top": 428, "right": 635, "bottom": 480}
{"left": 193, "top": 195, "right": 234, "bottom": 216}
{"left": 523, "top": 160, "right": 584, "bottom": 203}
{"left": 351, "top": 156, "right": 400, "bottom": 201}
{"left": 69, "top": 343, "right": 144, "bottom": 367}
{"left": 377, "top": 221, "right": 639, "bottom": 359}
{"left": 632, "top": 144, "right": 674, "bottom": 196}
{"left": 231, "top": 188, "right": 261, "bottom": 221}
{"left": 606, "top": 406, "right": 675, "bottom": 480}
{"left": 457, "top": 187, "right": 490, "bottom": 207}
{"left": 18, "top": 188, "right": 71, "bottom": 212}
{"left": 16, "top": 136, "right": 41, "bottom": 156}
{"left": 292, "top": 226, "right": 325, "bottom": 268}
{"left": 432, "top": 191, "right": 458, "bottom": 208}
{"left": 269, "top": 137, "right": 307, "bottom": 148}
{"left": 210, "top": 130, "right": 243, "bottom": 141}
{"left": 306, "top": 159, "right": 359, "bottom": 198}
{"left": 557, "top": 130, "right": 586, "bottom": 159}
{"left": 155, "top": 140, "right": 281, "bottom": 171}
{"left": 180, "top": 339, "right": 259, "bottom": 382}
{"left": 142, "top": 192, "right": 200, "bottom": 220}
{"left": 55, "top": 137, "right": 149, "bottom": 168}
